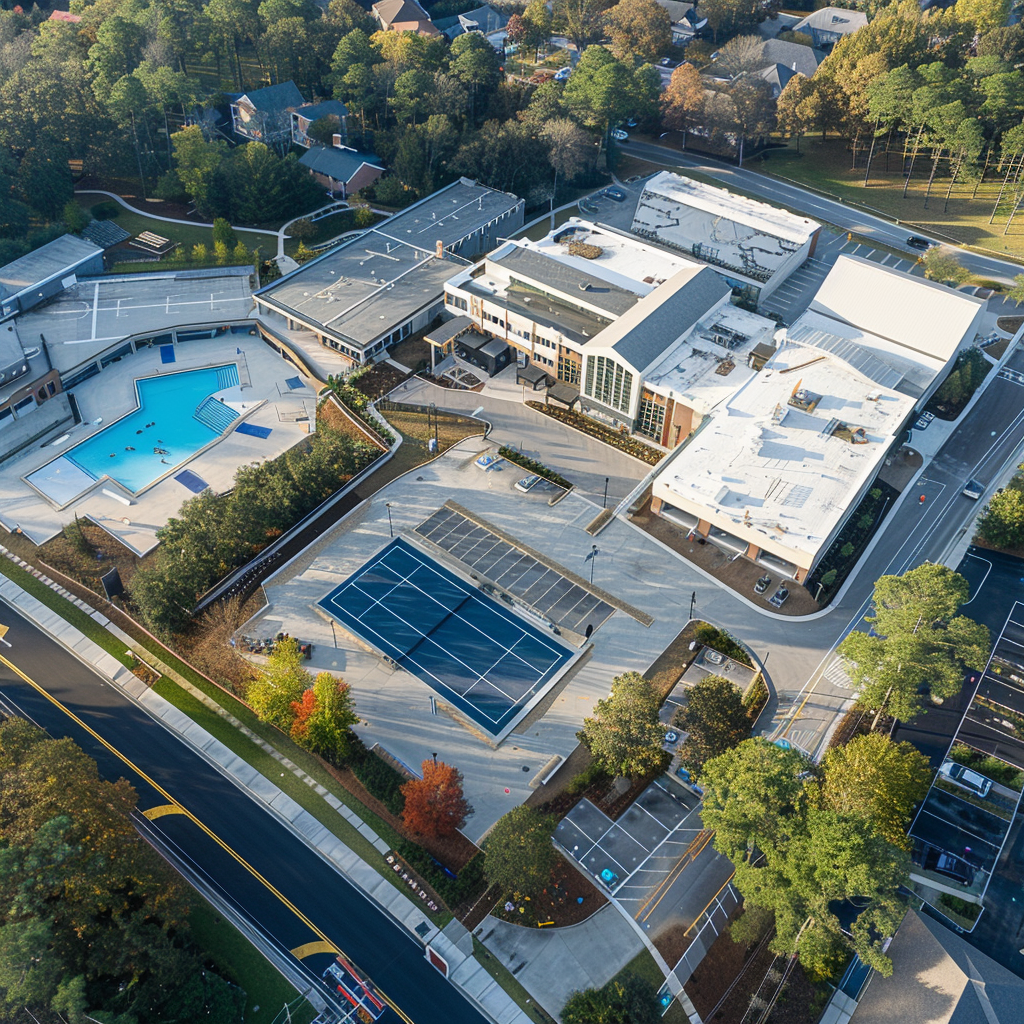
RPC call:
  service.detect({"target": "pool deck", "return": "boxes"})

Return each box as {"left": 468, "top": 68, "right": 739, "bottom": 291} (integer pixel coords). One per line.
{"left": 0, "top": 336, "right": 316, "bottom": 555}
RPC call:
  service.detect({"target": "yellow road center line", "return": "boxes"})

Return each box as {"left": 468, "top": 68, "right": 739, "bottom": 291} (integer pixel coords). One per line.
{"left": 0, "top": 652, "right": 416, "bottom": 1024}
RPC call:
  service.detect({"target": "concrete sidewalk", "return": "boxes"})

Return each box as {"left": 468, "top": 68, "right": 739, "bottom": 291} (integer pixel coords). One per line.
{"left": 0, "top": 551, "right": 532, "bottom": 1024}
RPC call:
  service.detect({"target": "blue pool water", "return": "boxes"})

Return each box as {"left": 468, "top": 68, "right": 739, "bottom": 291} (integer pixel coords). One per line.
{"left": 36, "top": 364, "right": 239, "bottom": 497}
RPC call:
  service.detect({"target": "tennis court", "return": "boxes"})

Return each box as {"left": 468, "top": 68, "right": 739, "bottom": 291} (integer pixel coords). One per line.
{"left": 317, "top": 538, "right": 574, "bottom": 740}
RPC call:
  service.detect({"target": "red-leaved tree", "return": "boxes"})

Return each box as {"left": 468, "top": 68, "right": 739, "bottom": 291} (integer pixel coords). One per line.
{"left": 401, "top": 759, "right": 473, "bottom": 838}
{"left": 290, "top": 688, "right": 317, "bottom": 742}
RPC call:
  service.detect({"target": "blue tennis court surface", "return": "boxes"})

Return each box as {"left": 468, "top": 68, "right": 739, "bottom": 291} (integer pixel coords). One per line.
{"left": 318, "top": 539, "right": 573, "bottom": 738}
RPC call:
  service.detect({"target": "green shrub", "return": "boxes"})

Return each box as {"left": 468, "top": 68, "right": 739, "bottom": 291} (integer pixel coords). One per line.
{"left": 566, "top": 760, "right": 610, "bottom": 796}
{"left": 938, "top": 893, "right": 981, "bottom": 922}
{"left": 351, "top": 749, "right": 407, "bottom": 815}
{"left": 90, "top": 200, "right": 121, "bottom": 220}
{"left": 694, "top": 623, "right": 751, "bottom": 666}
{"left": 395, "top": 842, "right": 486, "bottom": 906}
{"left": 497, "top": 446, "right": 571, "bottom": 489}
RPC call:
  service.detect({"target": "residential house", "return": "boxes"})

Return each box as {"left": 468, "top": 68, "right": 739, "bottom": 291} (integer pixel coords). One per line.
{"left": 371, "top": 0, "right": 440, "bottom": 37}
{"left": 230, "top": 81, "right": 305, "bottom": 146}
{"left": 440, "top": 4, "right": 509, "bottom": 43}
{"left": 655, "top": 0, "right": 707, "bottom": 44}
{"left": 298, "top": 144, "right": 384, "bottom": 197}
{"left": 48, "top": 9, "right": 82, "bottom": 22}
{"left": 791, "top": 7, "right": 867, "bottom": 50}
{"left": 290, "top": 100, "right": 349, "bottom": 148}
{"left": 847, "top": 910, "right": 1024, "bottom": 1024}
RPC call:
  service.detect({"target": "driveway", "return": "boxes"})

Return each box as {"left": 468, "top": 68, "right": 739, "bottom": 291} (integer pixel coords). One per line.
{"left": 399, "top": 376, "right": 650, "bottom": 508}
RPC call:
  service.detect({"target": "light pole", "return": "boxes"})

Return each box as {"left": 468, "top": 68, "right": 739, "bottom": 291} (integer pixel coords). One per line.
{"left": 586, "top": 544, "right": 599, "bottom": 585}
{"left": 603, "top": 477, "right": 609, "bottom": 508}
{"left": 431, "top": 752, "right": 437, "bottom": 765}
{"left": 689, "top": 591, "right": 696, "bottom": 621}
{"left": 386, "top": 502, "right": 393, "bottom": 537}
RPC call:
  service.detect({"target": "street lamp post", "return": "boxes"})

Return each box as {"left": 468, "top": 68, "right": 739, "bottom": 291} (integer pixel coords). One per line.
{"left": 603, "top": 477, "right": 609, "bottom": 508}
{"left": 385, "top": 502, "right": 393, "bottom": 537}
{"left": 689, "top": 591, "right": 696, "bottom": 621}
{"left": 586, "top": 544, "right": 599, "bottom": 585}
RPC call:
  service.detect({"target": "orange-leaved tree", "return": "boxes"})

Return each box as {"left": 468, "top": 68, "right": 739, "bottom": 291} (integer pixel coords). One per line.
{"left": 401, "top": 759, "right": 473, "bottom": 838}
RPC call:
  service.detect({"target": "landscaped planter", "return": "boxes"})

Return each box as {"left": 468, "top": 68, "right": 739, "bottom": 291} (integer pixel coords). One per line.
{"left": 526, "top": 402, "right": 664, "bottom": 465}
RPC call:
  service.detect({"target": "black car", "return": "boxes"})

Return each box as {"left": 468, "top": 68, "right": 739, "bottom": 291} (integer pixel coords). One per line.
{"left": 603, "top": 187, "right": 627, "bottom": 202}
{"left": 906, "top": 235, "right": 934, "bottom": 250}
{"left": 922, "top": 847, "right": 975, "bottom": 886}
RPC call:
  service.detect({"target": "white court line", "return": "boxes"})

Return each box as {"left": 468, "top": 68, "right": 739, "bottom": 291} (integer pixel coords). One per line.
{"left": 90, "top": 282, "right": 100, "bottom": 340}
{"left": 961, "top": 553, "right": 992, "bottom": 606}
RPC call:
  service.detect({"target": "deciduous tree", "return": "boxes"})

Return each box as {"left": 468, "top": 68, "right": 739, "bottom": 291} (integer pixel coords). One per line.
{"left": 401, "top": 759, "right": 473, "bottom": 837}
{"left": 661, "top": 62, "right": 705, "bottom": 146}
{"left": 484, "top": 806, "right": 557, "bottom": 897}
{"left": 562, "top": 973, "right": 661, "bottom": 1024}
{"left": 922, "top": 245, "right": 972, "bottom": 284}
{"left": 577, "top": 671, "right": 666, "bottom": 778}
{"left": 675, "top": 674, "right": 751, "bottom": 778}
{"left": 820, "top": 733, "right": 931, "bottom": 847}
{"left": 247, "top": 638, "right": 312, "bottom": 729}
{"left": 839, "top": 563, "right": 989, "bottom": 721}
{"left": 556, "top": 0, "right": 609, "bottom": 54}
{"left": 977, "top": 486, "right": 1024, "bottom": 549}
{"left": 605, "top": 0, "right": 672, "bottom": 64}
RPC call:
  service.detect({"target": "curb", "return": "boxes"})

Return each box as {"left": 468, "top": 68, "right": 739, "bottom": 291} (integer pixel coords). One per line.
{"left": 0, "top": 561, "right": 531, "bottom": 1024}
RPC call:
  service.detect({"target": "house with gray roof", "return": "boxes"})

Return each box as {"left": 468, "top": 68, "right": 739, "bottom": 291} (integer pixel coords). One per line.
{"left": 298, "top": 144, "right": 384, "bottom": 197}
{"left": 291, "top": 99, "right": 349, "bottom": 148}
{"left": 792, "top": 7, "right": 867, "bottom": 50}
{"left": 844, "top": 910, "right": 1024, "bottom": 1024}
{"left": 230, "top": 81, "right": 305, "bottom": 146}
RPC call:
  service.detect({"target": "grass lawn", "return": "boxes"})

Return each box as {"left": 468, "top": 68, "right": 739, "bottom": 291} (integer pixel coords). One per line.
{"left": 609, "top": 949, "right": 689, "bottom": 1024}
{"left": 76, "top": 196, "right": 275, "bottom": 273}
{"left": 282, "top": 208, "right": 381, "bottom": 257}
{"left": 189, "top": 895, "right": 316, "bottom": 1024}
{"left": 756, "top": 137, "right": 1024, "bottom": 261}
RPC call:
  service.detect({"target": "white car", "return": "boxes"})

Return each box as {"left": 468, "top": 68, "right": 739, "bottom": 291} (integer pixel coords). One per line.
{"left": 554, "top": 66, "right": 571, "bottom": 81}
{"left": 962, "top": 478, "right": 984, "bottom": 500}
{"left": 938, "top": 761, "right": 992, "bottom": 797}
{"left": 475, "top": 453, "right": 503, "bottom": 471}
{"left": 515, "top": 474, "right": 541, "bottom": 492}
{"left": 610, "top": 128, "right": 628, "bottom": 141}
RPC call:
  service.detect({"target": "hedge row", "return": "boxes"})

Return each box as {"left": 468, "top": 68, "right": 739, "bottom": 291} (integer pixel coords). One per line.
{"left": 395, "top": 841, "right": 487, "bottom": 907}
{"left": 351, "top": 750, "right": 407, "bottom": 815}
{"left": 497, "top": 446, "right": 571, "bottom": 489}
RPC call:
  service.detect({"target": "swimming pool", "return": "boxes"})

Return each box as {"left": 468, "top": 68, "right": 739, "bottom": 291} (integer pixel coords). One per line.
{"left": 28, "top": 364, "right": 240, "bottom": 503}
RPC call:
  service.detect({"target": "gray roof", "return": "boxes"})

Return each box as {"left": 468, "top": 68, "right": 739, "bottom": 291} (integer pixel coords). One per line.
{"left": 490, "top": 246, "right": 639, "bottom": 317}
{"left": 0, "top": 234, "right": 103, "bottom": 303}
{"left": 426, "top": 315, "right": 475, "bottom": 344}
{"left": 457, "top": 4, "right": 507, "bottom": 32}
{"left": 294, "top": 99, "right": 349, "bottom": 122}
{"left": 757, "top": 63, "right": 799, "bottom": 94}
{"left": 239, "top": 81, "right": 304, "bottom": 116}
{"left": 298, "top": 146, "right": 382, "bottom": 182}
{"left": 756, "top": 39, "right": 823, "bottom": 77}
{"left": 851, "top": 910, "right": 1024, "bottom": 1024}
{"left": 792, "top": 7, "right": 867, "bottom": 35}
{"left": 596, "top": 267, "right": 731, "bottom": 372}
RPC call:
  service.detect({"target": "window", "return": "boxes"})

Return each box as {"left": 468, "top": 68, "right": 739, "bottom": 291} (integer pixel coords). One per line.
{"left": 558, "top": 354, "right": 580, "bottom": 385}
{"left": 585, "top": 356, "right": 633, "bottom": 413}
{"left": 636, "top": 397, "right": 666, "bottom": 441}
{"left": 61, "top": 362, "right": 100, "bottom": 390}
{"left": 47, "top": 382, "right": 56, "bottom": 396}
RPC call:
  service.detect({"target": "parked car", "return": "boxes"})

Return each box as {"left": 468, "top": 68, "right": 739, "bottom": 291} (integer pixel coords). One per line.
{"left": 659, "top": 57, "right": 681, "bottom": 68}
{"left": 514, "top": 474, "right": 540, "bottom": 493}
{"left": 922, "top": 847, "right": 975, "bottom": 886}
{"left": 475, "top": 453, "right": 503, "bottom": 471}
{"left": 939, "top": 760, "right": 993, "bottom": 797}
{"left": 754, "top": 574, "right": 772, "bottom": 594}
{"left": 769, "top": 585, "right": 789, "bottom": 608}
{"left": 962, "top": 478, "right": 985, "bottom": 500}
{"left": 610, "top": 128, "right": 628, "bottom": 141}
{"left": 704, "top": 649, "right": 724, "bottom": 665}
{"left": 906, "top": 235, "right": 935, "bottom": 250}
{"left": 554, "top": 66, "right": 572, "bottom": 81}
{"left": 603, "top": 187, "right": 626, "bottom": 202}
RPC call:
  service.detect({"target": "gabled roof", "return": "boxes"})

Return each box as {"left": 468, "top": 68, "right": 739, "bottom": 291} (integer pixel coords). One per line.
{"left": 756, "top": 39, "right": 822, "bottom": 78}
{"left": 792, "top": 7, "right": 868, "bottom": 35}
{"left": 373, "top": 0, "right": 432, "bottom": 27}
{"left": 851, "top": 910, "right": 1024, "bottom": 1024}
{"left": 298, "top": 146, "right": 383, "bottom": 182}
{"left": 458, "top": 4, "right": 508, "bottom": 33}
{"left": 757, "top": 63, "right": 799, "bottom": 94}
{"left": 588, "top": 266, "right": 731, "bottom": 374}
{"left": 48, "top": 9, "right": 82, "bottom": 22}
{"left": 294, "top": 99, "right": 348, "bottom": 122}
{"left": 238, "top": 81, "right": 304, "bottom": 116}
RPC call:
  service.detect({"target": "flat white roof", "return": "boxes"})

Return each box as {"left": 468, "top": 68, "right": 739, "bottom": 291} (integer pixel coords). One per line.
{"left": 644, "top": 304, "right": 776, "bottom": 415}
{"left": 810, "top": 255, "right": 985, "bottom": 364}
{"left": 654, "top": 341, "right": 915, "bottom": 562}
{"left": 785, "top": 308, "right": 946, "bottom": 399}
{"left": 638, "top": 171, "right": 820, "bottom": 246}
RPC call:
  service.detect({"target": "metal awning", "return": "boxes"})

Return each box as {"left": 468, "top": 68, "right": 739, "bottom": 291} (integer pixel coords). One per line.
{"left": 425, "top": 315, "right": 474, "bottom": 347}
{"left": 756, "top": 550, "right": 799, "bottom": 579}
{"left": 708, "top": 526, "right": 747, "bottom": 556}
{"left": 659, "top": 503, "right": 699, "bottom": 531}
{"left": 546, "top": 380, "right": 580, "bottom": 408}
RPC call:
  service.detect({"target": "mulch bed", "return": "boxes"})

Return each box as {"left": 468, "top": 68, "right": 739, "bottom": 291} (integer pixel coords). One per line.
{"left": 997, "top": 316, "right": 1023, "bottom": 335}
{"left": 419, "top": 371, "right": 484, "bottom": 391}
{"left": 491, "top": 854, "right": 607, "bottom": 927}
{"left": 686, "top": 921, "right": 775, "bottom": 1022}
{"left": 352, "top": 362, "right": 409, "bottom": 399}
{"left": 652, "top": 921, "right": 691, "bottom": 965}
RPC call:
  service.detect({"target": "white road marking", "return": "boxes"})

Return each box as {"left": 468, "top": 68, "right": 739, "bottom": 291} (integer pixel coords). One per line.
{"left": 823, "top": 656, "right": 854, "bottom": 689}
{"left": 90, "top": 282, "right": 100, "bottom": 339}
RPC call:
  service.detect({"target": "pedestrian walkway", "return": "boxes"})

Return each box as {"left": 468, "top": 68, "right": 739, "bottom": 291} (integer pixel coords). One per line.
{"left": 0, "top": 550, "right": 533, "bottom": 1024}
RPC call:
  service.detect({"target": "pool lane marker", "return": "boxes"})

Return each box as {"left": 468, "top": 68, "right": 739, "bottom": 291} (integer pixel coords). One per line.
{"left": 0, "top": 651, "right": 416, "bottom": 1024}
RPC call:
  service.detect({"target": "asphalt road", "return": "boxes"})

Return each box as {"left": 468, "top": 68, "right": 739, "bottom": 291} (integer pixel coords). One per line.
{"left": 620, "top": 140, "right": 1024, "bottom": 282}
{"left": 0, "top": 604, "right": 487, "bottom": 1024}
